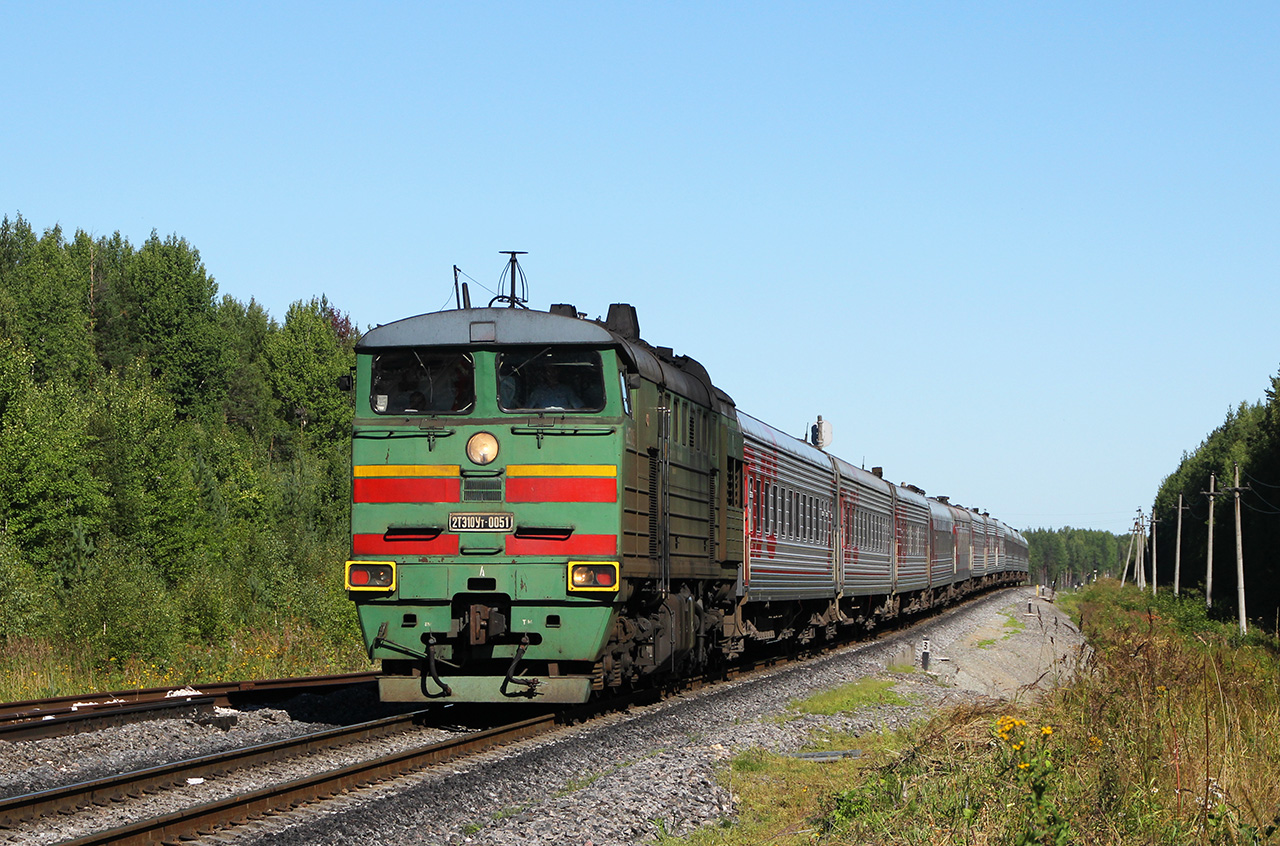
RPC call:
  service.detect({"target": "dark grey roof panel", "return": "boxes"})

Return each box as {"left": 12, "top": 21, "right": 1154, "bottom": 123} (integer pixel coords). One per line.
{"left": 358, "top": 308, "right": 615, "bottom": 349}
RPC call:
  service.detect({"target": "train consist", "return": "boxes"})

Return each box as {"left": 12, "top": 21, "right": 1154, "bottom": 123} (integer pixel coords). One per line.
{"left": 344, "top": 286, "right": 1027, "bottom": 703}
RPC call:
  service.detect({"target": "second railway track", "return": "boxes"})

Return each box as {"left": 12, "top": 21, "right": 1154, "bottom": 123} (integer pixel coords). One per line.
{"left": 0, "top": 709, "right": 554, "bottom": 846}
{"left": 0, "top": 672, "right": 379, "bottom": 743}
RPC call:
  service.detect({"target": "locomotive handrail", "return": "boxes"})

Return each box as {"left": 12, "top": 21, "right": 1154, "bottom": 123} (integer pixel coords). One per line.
{"left": 509, "top": 425, "right": 615, "bottom": 435}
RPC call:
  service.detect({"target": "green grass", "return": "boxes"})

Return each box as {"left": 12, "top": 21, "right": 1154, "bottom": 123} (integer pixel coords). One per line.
{"left": 791, "top": 677, "right": 910, "bottom": 716}
{"left": 1002, "top": 611, "right": 1027, "bottom": 635}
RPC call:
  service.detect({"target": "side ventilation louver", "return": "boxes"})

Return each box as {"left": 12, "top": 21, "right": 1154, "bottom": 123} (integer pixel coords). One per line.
{"left": 647, "top": 452, "right": 660, "bottom": 559}
{"left": 708, "top": 473, "right": 718, "bottom": 560}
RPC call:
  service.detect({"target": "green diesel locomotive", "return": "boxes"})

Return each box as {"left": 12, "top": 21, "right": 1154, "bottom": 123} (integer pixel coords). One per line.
{"left": 345, "top": 295, "right": 1026, "bottom": 704}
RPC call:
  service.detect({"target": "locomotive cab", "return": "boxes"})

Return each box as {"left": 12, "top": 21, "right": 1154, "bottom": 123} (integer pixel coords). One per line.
{"left": 346, "top": 308, "right": 632, "bottom": 702}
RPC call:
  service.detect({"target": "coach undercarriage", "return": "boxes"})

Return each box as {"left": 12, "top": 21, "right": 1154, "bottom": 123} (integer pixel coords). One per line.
{"left": 590, "top": 572, "right": 1020, "bottom": 694}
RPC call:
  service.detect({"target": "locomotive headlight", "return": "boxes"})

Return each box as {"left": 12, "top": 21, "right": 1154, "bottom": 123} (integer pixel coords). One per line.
{"left": 568, "top": 562, "right": 619, "bottom": 593}
{"left": 466, "top": 432, "right": 499, "bottom": 465}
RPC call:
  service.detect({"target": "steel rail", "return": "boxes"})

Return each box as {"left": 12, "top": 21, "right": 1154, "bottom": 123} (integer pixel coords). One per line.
{"left": 0, "top": 695, "right": 218, "bottom": 743}
{"left": 0, "top": 671, "right": 379, "bottom": 720}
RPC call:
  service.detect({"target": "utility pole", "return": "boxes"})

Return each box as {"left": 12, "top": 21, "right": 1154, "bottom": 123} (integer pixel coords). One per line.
{"left": 1135, "top": 511, "right": 1147, "bottom": 591}
{"left": 1174, "top": 493, "right": 1188, "bottom": 597}
{"left": 1203, "top": 474, "right": 1218, "bottom": 609}
{"left": 1223, "top": 463, "right": 1251, "bottom": 635}
{"left": 1149, "top": 514, "right": 1160, "bottom": 596}
{"left": 1121, "top": 514, "right": 1137, "bottom": 586}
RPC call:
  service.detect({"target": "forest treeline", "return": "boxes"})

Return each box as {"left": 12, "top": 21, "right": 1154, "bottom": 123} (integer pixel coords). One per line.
{"left": 1151, "top": 377, "right": 1280, "bottom": 630}
{"left": 0, "top": 213, "right": 360, "bottom": 670}
{"left": 1023, "top": 527, "right": 1130, "bottom": 587}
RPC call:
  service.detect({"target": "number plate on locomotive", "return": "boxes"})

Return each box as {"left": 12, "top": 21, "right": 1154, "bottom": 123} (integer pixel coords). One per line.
{"left": 449, "top": 512, "right": 515, "bottom": 532}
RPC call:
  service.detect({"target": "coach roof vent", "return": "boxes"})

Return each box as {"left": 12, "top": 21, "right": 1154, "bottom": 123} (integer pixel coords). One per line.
{"left": 606, "top": 303, "right": 640, "bottom": 340}
{"left": 550, "top": 303, "right": 577, "bottom": 318}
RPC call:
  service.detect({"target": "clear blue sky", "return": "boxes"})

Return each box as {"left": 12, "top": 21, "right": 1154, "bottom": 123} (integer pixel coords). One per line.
{"left": 4, "top": 2, "right": 1278, "bottom": 534}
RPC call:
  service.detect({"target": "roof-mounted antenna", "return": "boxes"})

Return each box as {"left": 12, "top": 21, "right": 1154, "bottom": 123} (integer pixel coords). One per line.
{"left": 490, "top": 251, "right": 529, "bottom": 308}
{"left": 453, "top": 266, "right": 472, "bottom": 310}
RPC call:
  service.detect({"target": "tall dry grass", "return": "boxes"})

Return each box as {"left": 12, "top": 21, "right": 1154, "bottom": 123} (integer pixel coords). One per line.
{"left": 806, "top": 581, "right": 1280, "bottom": 845}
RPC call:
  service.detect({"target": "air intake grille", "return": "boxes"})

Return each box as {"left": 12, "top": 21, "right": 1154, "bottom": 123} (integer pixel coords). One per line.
{"left": 463, "top": 477, "right": 503, "bottom": 502}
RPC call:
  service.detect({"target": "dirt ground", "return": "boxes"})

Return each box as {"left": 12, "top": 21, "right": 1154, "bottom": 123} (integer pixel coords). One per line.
{"left": 923, "top": 587, "right": 1086, "bottom": 703}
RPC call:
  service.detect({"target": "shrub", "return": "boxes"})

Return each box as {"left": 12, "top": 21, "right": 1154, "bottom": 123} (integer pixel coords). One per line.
{"left": 62, "top": 539, "right": 180, "bottom": 666}
{"left": 0, "top": 534, "right": 55, "bottom": 639}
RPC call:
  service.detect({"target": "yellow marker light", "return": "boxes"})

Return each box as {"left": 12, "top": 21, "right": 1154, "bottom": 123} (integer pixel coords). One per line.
{"left": 346, "top": 561, "right": 397, "bottom": 591}
{"left": 466, "top": 432, "right": 499, "bottom": 465}
{"left": 568, "top": 562, "right": 620, "bottom": 593}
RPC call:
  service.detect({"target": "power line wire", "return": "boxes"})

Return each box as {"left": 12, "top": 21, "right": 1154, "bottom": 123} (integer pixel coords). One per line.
{"left": 1244, "top": 469, "right": 1280, "bottom": 489}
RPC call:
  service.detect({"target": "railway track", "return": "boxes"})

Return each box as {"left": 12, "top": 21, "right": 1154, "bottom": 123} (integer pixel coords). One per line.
{"left": 0, "top": 672, "right": 378, "bottom": 743}
{"left": 0, "top": 591, "right": 1018, "bottom": 845}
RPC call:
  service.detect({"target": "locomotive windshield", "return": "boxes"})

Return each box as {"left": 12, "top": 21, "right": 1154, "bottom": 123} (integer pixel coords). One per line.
{"left": 370, "top": 350, "right": 475, "bottom": 414}
{"left": 497, "top": 348, "right": 605, "bottom": 412}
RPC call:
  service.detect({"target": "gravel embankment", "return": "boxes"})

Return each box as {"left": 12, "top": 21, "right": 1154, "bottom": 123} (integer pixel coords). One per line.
{"left": 0, "top": 587, "right": 1082, "bottom": 845}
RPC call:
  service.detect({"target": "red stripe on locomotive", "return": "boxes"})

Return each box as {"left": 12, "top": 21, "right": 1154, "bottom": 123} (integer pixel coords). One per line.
{"left": 505, "top": 477, "right": 617, "bottom": 503}
{"left": 353, "top": 478, "right": 462, "bottom": 503}
{"left": 352, "top": 533, "right": 461, "bottom": 555}
{"left": 505, "top": 534, "right": 618, "bottom": 556}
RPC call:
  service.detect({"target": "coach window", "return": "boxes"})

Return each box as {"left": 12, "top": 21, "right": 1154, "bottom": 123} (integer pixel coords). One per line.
{"left": 754, "top": 479, "right": 763, "bottom": 535}
{"left": 497, "top": 348, "right": 605, "bottom": 412}
{"left": 371, "top": 350, "right": 474, "bottom": 415}
{"left": 780, "top": 487, "right": 788, "bottom": 538}
{"left": 748, "top": 479, "right": 755, "bottom": 535}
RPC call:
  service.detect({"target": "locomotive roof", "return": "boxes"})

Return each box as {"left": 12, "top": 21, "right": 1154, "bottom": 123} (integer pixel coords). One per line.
{"left": 358, "top": 306, "right": 737, "bottom": 416}
{"left": 359, "top": 307, "right": 614, "bottom": 348}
